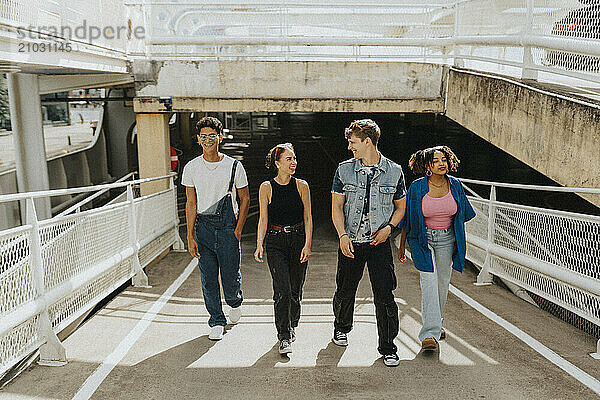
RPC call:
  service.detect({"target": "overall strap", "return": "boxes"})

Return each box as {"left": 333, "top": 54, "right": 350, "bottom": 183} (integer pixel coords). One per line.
{"left": 227, "top": 160, "right": 239, "bottom": 193}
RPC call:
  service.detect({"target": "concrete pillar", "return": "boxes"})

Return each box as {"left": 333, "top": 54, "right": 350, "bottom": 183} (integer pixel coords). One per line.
{"left": 136, "top": 113, "right": 170, "bottom": 196}
{"left": 180, "top": 112, "right": 193, "bottom": 151}
{"left": 47, "top": 159, "right": 70, "bottom": 209}
{"left": 7, "top": 73, "right": 51, "bottom": 220}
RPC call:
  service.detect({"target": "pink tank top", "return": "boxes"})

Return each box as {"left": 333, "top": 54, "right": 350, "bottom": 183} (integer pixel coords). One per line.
{"left": 422, "top": 191, "right": 457, "bottom": 229}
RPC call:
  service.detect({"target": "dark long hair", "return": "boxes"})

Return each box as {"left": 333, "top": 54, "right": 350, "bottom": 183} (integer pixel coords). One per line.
{"left": 265, "top": 143, "right": 295, "bottom": 171}
{"left": 408, "top": 145, "right": 460, "bottom": 175}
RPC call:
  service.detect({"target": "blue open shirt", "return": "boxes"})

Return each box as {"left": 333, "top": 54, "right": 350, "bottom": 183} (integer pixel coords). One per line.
{"left": 399, "top": 175, "right": 476, "bottom": 273}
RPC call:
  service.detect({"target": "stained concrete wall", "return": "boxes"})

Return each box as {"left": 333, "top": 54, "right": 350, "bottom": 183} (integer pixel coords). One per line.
{"left": 104, "top": 88, "right": 136, "bottom": 178}
{"left": 134, "top": 60, "right": 445, "bottom": 102}
{"left": 445, "top": 69, "right": 600, "bottom": 207}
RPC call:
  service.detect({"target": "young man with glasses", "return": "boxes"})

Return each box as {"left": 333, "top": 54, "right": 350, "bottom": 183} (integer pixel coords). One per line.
{"left": 182, "top": 116, "right": 250, "bottom": 340}
{"left": 330, "top": 119, "right": 406, "bottom": 367}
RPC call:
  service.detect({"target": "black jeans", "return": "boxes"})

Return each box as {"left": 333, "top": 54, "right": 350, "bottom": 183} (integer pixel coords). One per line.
{"left": 333, "top": 239, "right": 399, "bottom": 355}
{"left": 265, "top": 231, "right": 308, "bottom": 340}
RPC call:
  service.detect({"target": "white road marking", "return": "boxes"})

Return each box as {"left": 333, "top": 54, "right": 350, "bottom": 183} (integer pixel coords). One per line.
{"left": 72, "top": 259, "right": 197, "bottom": 400}
{"left": 449, "top": 284, "right": 600, "bottom": 396}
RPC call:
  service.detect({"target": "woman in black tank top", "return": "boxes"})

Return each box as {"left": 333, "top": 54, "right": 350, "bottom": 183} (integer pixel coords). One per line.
{"left": 254, "top": 143, "right": 313, "bottom": 355}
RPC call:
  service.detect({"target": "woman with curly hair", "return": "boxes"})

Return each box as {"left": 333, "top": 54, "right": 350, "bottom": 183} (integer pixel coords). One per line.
{"left": 254, "top": 143, "right": 313, "bottom": 355}
{"left": 397, "top": 145, "right": 475, "bottom": 352}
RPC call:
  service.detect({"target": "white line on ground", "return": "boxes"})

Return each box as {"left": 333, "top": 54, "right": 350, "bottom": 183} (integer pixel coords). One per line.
{"left": 72, "top": 259, "right": 197, "bottom": 400}
{"left": 449, "top": 284, "right": 600, "bottom": 396}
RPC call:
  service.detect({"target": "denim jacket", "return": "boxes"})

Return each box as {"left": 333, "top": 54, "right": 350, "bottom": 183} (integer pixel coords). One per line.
{"left": 400, "top": 175, "right": 476, "bottom": 273}
{"left": 335, "top": 154, "right": 405, "bottom": 241}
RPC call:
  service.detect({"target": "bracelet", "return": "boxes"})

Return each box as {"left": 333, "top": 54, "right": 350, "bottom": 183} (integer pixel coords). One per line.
{"left": 386, "top": 223, "right": 395, "bottom": 232}
{"left": 339, "top": 233, "right": 348, "bottom": 239}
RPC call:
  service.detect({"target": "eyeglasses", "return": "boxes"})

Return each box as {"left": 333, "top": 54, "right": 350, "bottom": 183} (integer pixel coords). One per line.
{"left": 199, "top": 133, "right": 218, "bottom": 142}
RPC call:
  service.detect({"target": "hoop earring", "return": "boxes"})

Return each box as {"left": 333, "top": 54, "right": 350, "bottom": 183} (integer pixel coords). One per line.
{"left": 426, "top": 170, "right": 432, "bottom": 177}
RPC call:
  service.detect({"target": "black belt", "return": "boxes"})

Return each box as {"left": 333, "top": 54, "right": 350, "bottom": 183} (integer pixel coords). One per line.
{"left": 269, "top": 222, "right": 304, "bottom": 233}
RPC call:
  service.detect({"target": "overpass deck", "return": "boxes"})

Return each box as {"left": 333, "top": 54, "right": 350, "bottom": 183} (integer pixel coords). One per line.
{"left": 2, "top": 235, "right": 598, "bottom": 399}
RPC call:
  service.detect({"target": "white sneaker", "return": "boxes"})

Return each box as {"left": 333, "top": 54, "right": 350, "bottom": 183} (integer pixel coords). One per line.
{"left": 208, "top": 325, "right": 224, "bottom": 340}
{"left": 229, "top": 306, "right": 242, "bottom": 324}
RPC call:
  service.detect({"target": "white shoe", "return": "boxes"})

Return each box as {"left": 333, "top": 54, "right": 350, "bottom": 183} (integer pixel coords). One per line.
{"left": 208, "top": 325, "right": 224, "bottom": 340}
{"left": 229, "top": 306, "right": 242, "bottom": 324}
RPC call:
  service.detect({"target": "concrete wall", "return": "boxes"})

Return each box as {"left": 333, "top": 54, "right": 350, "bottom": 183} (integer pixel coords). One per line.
{"left": 104, "top": 88, "right": 137, "bottom": 178}
{"left": 0, "top": 171, "right": 20, "bottom": 230}
{"left": 134, "top": 61, "right": 445, "bottom": 111}
{"left": 445, "top": 69, "right": 600, "bottom": 207}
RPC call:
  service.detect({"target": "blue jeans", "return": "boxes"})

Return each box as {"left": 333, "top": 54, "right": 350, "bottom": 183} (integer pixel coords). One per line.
{"left": 418, "top": 227, "right": 456, "bottom": 342}
{"left": 194, "top": 195, "right": 243, "bottom": 327}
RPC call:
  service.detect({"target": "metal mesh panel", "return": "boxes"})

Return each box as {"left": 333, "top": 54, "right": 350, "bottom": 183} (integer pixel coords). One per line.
{"left": 39, "top": 204, "right": 130, "bottom": 291}
{"left": 493, "top": 256, "right": 600, "bottom": 326}
{"left": 493, "top": 202, "right": 600, "bottom": 280}
{"left": 48, "top": 259, "right": 132, "bottom": 331}
{"left": 0, "top": 229, "right": 34, "bottom": 317}
{"left": 534, "top": 1, "right": 600, "bottom": 75}
{"left": 135, "top": 190, "right": 175, "bottom": 244}
{"left": 466, "top": 197, "right": 489, "bottom": 240}
{"left": 0, "top": 314, "right": 43, "bottom": 376}
{"left": 529, "top": 293, "right": 600, "bottom": 339}
{"left": 139, "top": 229, "right": 175, "bottom": 268}
{"left": 0, "top": 0, "right": 38, "bottom": 24}
{"left": 0, "top": 180, "right": 177, "bottom": 376}
{"left": 466, "top": 243, "right": 486, "bottom": 268}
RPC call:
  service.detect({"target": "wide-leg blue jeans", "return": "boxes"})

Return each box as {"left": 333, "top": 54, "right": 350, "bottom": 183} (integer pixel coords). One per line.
{"left": 418, "top": 227, "right": 456, "bottom": 342}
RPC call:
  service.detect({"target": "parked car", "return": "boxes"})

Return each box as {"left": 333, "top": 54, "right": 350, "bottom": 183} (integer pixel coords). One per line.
{"left": 544, "top": 3, "right": 600, "bottom": 72}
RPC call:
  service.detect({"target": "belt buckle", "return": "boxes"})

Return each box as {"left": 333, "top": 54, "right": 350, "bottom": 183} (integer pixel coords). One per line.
{"left": 283, "top": 226, "right": 293, "bottom": 233}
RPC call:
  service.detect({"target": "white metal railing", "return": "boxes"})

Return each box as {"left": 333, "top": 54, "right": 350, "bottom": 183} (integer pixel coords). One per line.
{"left": 126, "top": 0, "right": 600, "bottom": 89}
{"left": 460, "top": 178, "right": 600, "bottom": 356}
{"left": 0, "top": 174, "right": 185, "bottom": 376}
{"left": 0, "top": 0, "right": 131, "bottom": 72}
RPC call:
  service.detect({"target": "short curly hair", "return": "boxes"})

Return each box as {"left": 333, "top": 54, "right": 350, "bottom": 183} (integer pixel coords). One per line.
{"left": 196, "top": 116, "right": 223, "bottom": 136}
{"left": 408, "top": 145, "right": 460, "bottom": 175}
{"left": 344, "top": 119, "right": 380, "bottom": 146}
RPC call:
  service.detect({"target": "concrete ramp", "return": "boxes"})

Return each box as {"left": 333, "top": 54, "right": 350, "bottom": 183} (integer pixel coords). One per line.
{"left": 2, "top": 235, "right": 598, "bottom": 399}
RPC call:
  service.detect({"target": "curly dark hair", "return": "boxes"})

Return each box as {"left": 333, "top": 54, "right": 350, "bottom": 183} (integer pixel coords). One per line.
{"left": 195, "top": 116, "right": 223, "bottom": 136}
{"left": 265, "top": 143, "right": 295, "bottom": 170}
{"left": 408, "top": 145, "right": 460, "bottom": 175}
{"left": 344, "top": 119, "right": 380, "bottom": 146}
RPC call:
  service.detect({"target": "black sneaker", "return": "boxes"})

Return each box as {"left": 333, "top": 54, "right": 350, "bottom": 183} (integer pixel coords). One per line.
{"left": 279, "top": 339, "right": 292, "bottom": 354}
{"left": 383, "top": 353, "right": 400, "bottom": 367}
{"left": 332, "top": 330, "right": 348, "bottom": 346}
{"left": 290, "top": 327, "right": 296, "bottom": 342}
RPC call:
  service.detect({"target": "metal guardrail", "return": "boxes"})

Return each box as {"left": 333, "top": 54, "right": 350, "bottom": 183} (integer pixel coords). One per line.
{"left": 128, "top": 0, "right": 600, "bottom": 89}
{"left": 460, "top": 178, "right": 600, "bottom": 357}
{"left": 0, "top": 174, "right": 185, "bottom": 376}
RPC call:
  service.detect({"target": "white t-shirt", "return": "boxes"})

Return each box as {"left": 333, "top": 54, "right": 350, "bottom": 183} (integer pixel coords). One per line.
{"left": 181, "top": 154, "right": 248, "bottom": 216}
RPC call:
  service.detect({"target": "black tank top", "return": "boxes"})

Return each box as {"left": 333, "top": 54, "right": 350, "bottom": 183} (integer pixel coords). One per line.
{"left": 268, "top": 177, "right": 304, "bottom": 226}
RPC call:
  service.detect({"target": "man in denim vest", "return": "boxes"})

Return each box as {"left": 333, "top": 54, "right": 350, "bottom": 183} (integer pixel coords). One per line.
{"left": 331, "top": 119, "right": 406, "bottom": 367}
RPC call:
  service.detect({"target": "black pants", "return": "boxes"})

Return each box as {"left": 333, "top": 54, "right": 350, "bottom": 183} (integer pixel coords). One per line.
{"left": 333, "top": 239, "right": 399, "bottom": 355}
{"left": 265, "top": 231, "right": 308, "bottom": 340}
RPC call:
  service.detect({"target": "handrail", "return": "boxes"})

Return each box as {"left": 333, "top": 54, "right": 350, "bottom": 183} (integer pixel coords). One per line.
{"left": 0, "top": 173, "right": 175, "bottom": 204}
{"left": 459, "top": 178, "right": 600, "bottom": 194}
{"left": 148, "top": 35, "right": 600, "bottom": 58}
{"left": 55, "top": 172, "right": 137, "bottom": 218}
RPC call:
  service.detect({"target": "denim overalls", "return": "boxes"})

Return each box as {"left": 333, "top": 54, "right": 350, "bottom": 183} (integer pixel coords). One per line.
{"left": 194, "top": 160, "right": 243, "bottom": 327}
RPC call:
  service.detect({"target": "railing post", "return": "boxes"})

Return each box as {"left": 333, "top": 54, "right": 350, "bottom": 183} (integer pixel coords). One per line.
{"left": 453, "top": 0, "right": 464, "bottom": 68}
{"left": 522, "top": 0, "right": 538, "bottom": 80}
{"left": 170, "top": 176, "right": 186, "bottom": 252}
{"left": 591, "top": 339, "right": 600, "bottom": 359}
{"left": 128, "top": 185, "right": 150, "bottom": 287}
{"left": 27, "top": 198, "right": 67, "bottom": 366}
{"left": 475, "top": 185, "right": 494, "bottom": 285}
